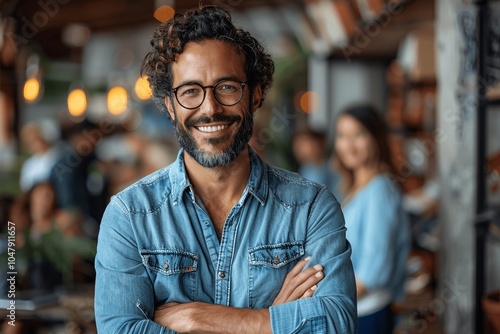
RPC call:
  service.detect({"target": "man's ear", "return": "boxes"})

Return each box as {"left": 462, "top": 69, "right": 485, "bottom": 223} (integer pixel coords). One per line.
{"left": 251, "top": 85, "right": 263, "bottom": 112}
{"left": 165, "top": 95, "right": 176, "bottom": 121}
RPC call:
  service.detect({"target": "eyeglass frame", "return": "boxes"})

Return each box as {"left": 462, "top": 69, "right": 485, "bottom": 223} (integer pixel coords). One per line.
{"left": 170, "top": 79, "right": 248, "bottom": 110}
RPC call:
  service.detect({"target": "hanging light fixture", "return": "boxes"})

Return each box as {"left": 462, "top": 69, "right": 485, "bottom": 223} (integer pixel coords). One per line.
{"left": 23, "top": 54, "right": 43, "bottom": 103}
{"left": 107, "top": 86, "right": 128, "bottom": 115}
{"left": 134, "top": 76, "right": 152, "bottom": 100}
{"left": 154, "top": 0, "right": 175, "bottom": 22}
{"left": 23, "top": 77, "right": 40, "bottom": 103}
{"left": 67, "top": 87, "right": 88, "bottom": 117}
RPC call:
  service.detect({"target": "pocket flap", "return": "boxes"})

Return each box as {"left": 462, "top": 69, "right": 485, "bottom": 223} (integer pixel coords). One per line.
{"left": 249, "top": 241, "right": 304, "bottom": 268}
{"left": 140, "top": 249, "right": 198, "bottom": 275}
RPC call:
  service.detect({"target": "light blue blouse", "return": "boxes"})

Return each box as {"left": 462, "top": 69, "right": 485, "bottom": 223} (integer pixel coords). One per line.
{"left": 343, "top": 174, "right": 410, "bottom": 305}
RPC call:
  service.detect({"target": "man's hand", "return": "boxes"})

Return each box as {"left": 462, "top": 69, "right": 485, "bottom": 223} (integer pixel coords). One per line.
{"left": 272, "top": 256, "right": 323, "bottom": 305}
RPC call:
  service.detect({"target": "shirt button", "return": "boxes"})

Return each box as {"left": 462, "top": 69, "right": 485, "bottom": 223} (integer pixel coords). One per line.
{"left": 163, "top": 262, "right": 169, "bottom": 269}
{"left": 219, "top": 272, "right": 226, "bottom": 279}
{"left": 273, "top": 257, "right": 280, "bottom": 264}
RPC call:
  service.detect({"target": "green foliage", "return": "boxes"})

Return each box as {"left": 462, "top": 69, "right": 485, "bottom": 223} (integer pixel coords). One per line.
{"left": 2, "top": 226, "right": 96, "bottom": 286}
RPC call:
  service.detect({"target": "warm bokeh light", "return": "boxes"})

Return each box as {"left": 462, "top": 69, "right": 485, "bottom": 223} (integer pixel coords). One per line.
{"left": 154, "top": 5, "right": 175, "bottom": 22}
{"left": 300, "top": 91, "right": 319, "bottom": 113}
{"left": 67, "top": 88, "right": 87, "bottom": 117}
{"left": 23, "top": 77, "right": 40, "bottom": 102}
{"left": 108, "top": 86, "right": 128, "bottom": 115}
{"left": 135, "top": 76, "right": 152, "bottom": 100}
{"left": 62, "top": 24, "right": 91, "bottom": 47}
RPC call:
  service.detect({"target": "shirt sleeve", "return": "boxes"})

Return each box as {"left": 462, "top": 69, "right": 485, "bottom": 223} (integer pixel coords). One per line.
{"left": 269, "top": 188, "right": 357, "bottom": 334}
{"left": 94, "top": 198, "right": 173, "bottom": 333}
{"left": 354, "top": 180, "right": 406, "bottom": 291}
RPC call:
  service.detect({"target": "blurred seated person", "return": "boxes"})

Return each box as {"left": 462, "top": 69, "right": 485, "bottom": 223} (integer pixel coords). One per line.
{"left": 19, "top": 120, "right": 61, "bottom": 193}
{"left": 1, "top": 182, "right": 88, "bottom": 334}
{"left": 8, "top": 181, "right": 83, "bottom": 291}
{"left": 50, "top": 121, "right": 108, "bottom": 232}
{"left": 292, "top": 126, "right": 341, "bottom": 199}
{"left": 333, "top": 104, "right": 410, "bottom": 334}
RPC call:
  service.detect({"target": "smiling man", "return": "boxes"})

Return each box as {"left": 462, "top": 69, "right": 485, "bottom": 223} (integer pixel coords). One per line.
{"left": 94, "top": 5, "right": 356, "bottom": 334}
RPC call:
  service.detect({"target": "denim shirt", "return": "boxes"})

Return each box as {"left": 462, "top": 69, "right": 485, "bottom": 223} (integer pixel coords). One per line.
{"left": 95, "top": 149, "right": 356, "bottom": 333}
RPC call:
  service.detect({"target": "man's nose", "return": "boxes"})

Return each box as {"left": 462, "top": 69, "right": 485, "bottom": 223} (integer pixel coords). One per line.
{"left": 199, "top": 88, "right": 223, "bottom": 116}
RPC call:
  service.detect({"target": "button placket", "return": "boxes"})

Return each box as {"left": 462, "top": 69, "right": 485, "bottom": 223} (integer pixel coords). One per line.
{"left": 214, "top": 208, "right": 241, "bottom": 306}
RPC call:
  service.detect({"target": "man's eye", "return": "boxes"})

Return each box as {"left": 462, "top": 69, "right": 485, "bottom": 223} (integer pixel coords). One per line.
{"left": 180, "top": 87, "right": 201, "bottom": 96}
{"left": 218, "top": 84, "right": 238, "bottom": 92}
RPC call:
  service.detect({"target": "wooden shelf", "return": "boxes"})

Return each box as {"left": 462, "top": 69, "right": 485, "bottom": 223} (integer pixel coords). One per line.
{"left": 330, "top": 0, "right": 435, "bottom": 59}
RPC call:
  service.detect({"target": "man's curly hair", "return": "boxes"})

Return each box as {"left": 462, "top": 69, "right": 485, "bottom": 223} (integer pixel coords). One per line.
{"left": 141, "top": 5, "right": 275, "bottom": 116}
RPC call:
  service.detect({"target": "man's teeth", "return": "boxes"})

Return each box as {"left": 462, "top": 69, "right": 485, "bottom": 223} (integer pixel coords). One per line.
{"left": 197, "top": 125, "right": 228, "bottom": 133}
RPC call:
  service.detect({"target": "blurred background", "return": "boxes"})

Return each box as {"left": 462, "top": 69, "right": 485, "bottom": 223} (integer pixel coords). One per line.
{"left": 0, "top": 0, "right": 500, "bottom": 333}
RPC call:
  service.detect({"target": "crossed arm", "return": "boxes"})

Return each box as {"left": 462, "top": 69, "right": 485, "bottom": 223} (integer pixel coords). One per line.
{"left": 154, "top": 257, "right": 324, "bottom": 333}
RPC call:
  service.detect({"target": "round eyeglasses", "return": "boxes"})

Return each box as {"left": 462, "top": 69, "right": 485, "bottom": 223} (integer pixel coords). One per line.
{"left": 171, "top": 79, "right": 247, "bottom": 110}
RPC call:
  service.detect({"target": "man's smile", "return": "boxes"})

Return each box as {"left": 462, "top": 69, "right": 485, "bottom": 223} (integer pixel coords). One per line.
{"left": 195, "top": 123, "right": 230, "bottom": 133}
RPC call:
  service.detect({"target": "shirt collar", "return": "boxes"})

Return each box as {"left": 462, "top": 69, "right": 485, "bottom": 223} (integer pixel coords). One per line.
{"left": 246, "top": 147, "right": 268, "bottom": 205}
{"left": 170, "top": 147, "right": 268, "bottom": 205}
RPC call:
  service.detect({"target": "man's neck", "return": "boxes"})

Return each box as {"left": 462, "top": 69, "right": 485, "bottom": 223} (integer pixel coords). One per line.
{"left": 183, "top": 148, "right": 252, "bottom": 204}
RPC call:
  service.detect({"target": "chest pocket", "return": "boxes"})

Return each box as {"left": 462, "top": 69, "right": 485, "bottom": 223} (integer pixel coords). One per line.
{"left": 248, "top": 241, "right": 305, "bottom": 308}
{"left": 140, "top": 249, "right": 198, "bottom": 301}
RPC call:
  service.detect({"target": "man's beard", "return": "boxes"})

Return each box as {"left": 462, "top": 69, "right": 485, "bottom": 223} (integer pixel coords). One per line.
{"left": 173, "top": 103, "right": 254, "bottom": 168}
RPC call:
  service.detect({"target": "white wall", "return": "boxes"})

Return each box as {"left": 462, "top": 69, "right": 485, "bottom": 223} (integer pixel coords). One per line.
{"left": 307, "top": 57, "right": 386, "bottom": 134}
{"left": 330, "top": 60, "right": 386, "bottom": 119}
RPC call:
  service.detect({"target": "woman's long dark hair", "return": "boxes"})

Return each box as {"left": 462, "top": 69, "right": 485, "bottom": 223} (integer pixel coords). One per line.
{"left": 333, "top": 104, "right": 396, "bottom": 195}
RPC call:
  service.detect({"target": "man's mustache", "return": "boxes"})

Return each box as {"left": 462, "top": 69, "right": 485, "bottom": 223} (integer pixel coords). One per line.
{"left": 186, "top": 114, "right": 241, "bottom": 127}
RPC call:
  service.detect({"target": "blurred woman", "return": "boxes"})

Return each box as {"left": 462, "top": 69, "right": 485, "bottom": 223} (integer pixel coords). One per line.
{"left": 333, "top": 104, "right": 410, "bottom": 334}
